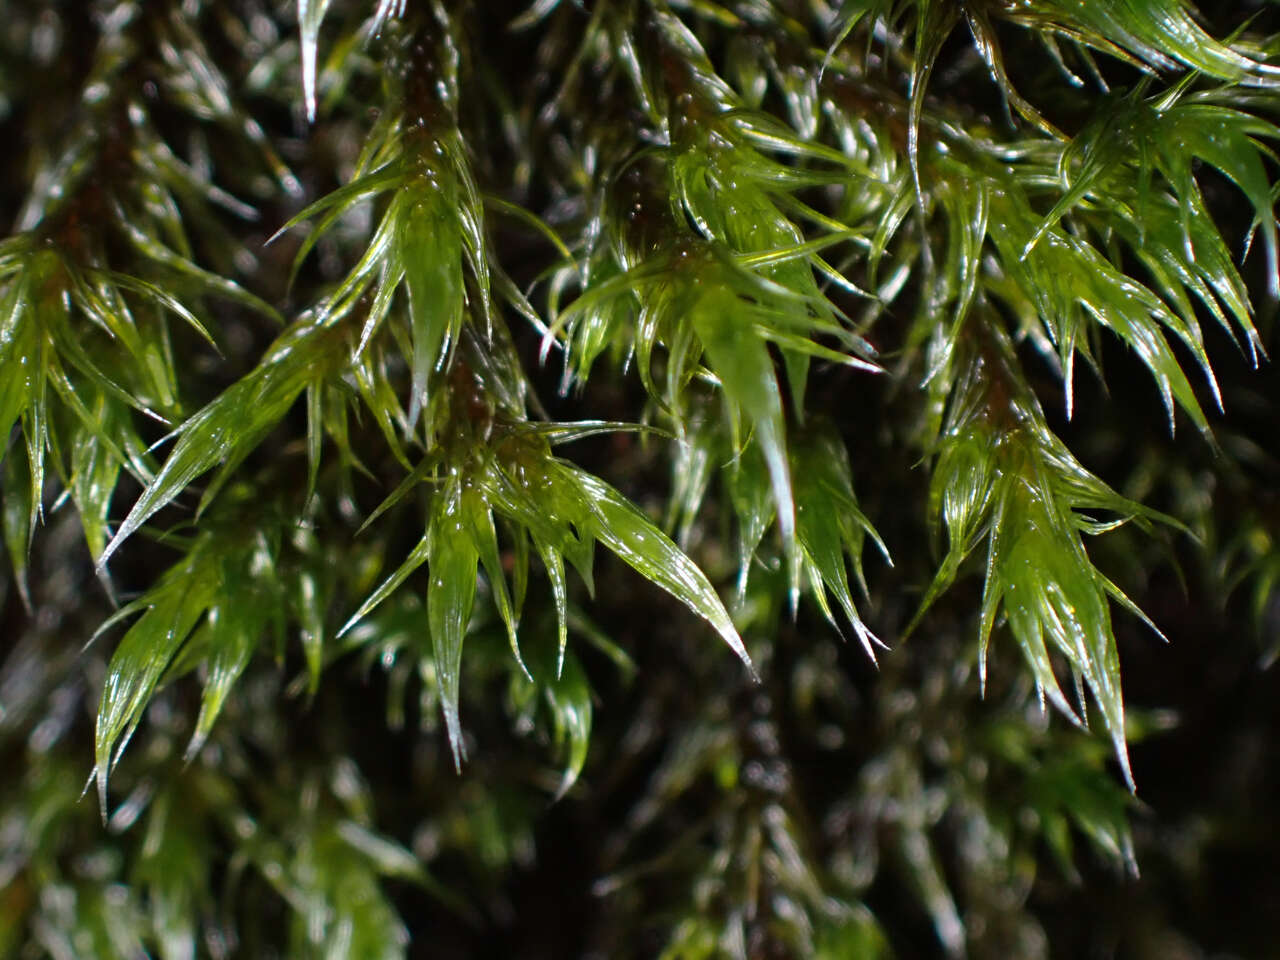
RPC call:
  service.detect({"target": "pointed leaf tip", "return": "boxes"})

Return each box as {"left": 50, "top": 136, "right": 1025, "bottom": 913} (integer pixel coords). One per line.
{"left": 566, "top": 467, "right": 755, "bottom": 677}
{"left": 298, "top": 0, "right": 332, "bottom": 124}
{"left": 428, "top": 486, "right": 477, "bottom": 772}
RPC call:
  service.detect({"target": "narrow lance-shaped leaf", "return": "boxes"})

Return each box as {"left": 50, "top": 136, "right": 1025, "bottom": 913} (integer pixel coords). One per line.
{"left": 298, "top": 0, "right": 333, "bottom": 123}
{"left": 428, "top": 481, "right": 479, "bottom": 769}
{"left": 340, "top": 534, "right": 431, "bottom": 638}
{"left": 95, "top": 573, "right": 219, "bottom": 813}
{"left": 508, "top": 520, "right": 530, "bottom": 626}
{"left": 560, "top": 465, "right": 754, "bottom": 676}
{"left": 666, "top": 411, "right": 720, "bottom": 549}
{"left": 69, "top": 406, "right": 124, "bottom": 565}
{"left": 691, "top": 285, "right": 798, "bottom": 607}
{"left": 547, "top": 651, "right": 592, "bottom": 800}
{"left": 294, "top": 564, "right": 327, "bottom": 698}
{"left": 100, "top": 323, "right": 335, "bottom": 567}
{"left": 461, "top": 484, "right": 526, "bottom": 677}
{"left": 0, "top": 272, "right": 35, "bottom": 439}
{"left": 728, "top": 437, "right": 773, "bottom": 603}
{"left": 22, "top": 304, "right": 51, "bottom": 543}
{"left": 305, "top": 383, "right": 323, "bottom": 503}
{"left": 907, "top": 0, "right": 962, "bottom": 196}
{"left": 184, "top": 604, "right": 257, "bottom": 761}
{"left": 792, "top": 425, "right": 889, "bottom": 660}
{"left": 113, "top": 219, "right": 282, "bottom": 326}
{"left": 2, "top": 451, "right": 33, "bottom": 610}
{"left": 402, "top": 187, "right": 465, "bottom": 429}
{"left": 532, "top": 533, "right": 570, "bottom": 677}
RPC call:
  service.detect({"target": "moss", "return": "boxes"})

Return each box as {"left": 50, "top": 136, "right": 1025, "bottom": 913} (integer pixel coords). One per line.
{"left": 2, "top": 1, "right": 1278, "bottom": 956}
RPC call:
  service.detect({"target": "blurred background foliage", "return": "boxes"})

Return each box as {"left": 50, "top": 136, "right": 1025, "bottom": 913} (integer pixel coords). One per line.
{"left": 1, "top": 0, "right": 1279, "bottom": 957}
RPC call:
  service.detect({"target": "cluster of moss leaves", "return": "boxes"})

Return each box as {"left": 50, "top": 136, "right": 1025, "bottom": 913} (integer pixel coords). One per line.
{"left": 1, "top": 0, "right": 1279, "bottom": 956}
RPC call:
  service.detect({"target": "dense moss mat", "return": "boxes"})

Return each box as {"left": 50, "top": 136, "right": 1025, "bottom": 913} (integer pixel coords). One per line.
{"left": 1, "top": 2, "right": 1279, "bottom": 956}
